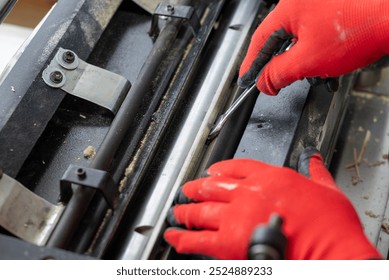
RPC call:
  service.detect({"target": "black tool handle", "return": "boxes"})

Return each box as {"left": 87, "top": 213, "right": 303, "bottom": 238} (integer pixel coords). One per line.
{"left": 248, "top": 214, "right": 287, "bottom": 260}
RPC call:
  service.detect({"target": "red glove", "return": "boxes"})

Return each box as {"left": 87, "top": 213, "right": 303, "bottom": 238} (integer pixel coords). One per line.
{"left": 164, "top": 148, "right": 382, "bottom": 260}
{"left": 238, "top": 0, "right": 389, "bottom": 95}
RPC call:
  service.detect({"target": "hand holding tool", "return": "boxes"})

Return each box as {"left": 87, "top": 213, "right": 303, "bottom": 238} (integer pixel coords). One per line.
{"left": 239, "top": 0, "right": 389, "bottom": 95}
{"left": 164, "top": 147, "right": 381, "bottom": 260}
{"left": 208, "top": 37, "right": 293, "bottom": 141}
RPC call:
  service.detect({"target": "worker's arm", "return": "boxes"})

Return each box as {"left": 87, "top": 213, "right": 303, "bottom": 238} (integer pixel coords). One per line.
{"left": 238, "top": 0, "right": 389, "bottom": 95}
{"left": 164, "top": 148, "right": 382, "bottom": 260}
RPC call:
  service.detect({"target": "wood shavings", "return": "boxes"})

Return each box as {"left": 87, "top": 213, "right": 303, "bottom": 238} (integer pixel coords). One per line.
{"left": 357, "top": 130, "right": 371, "bottom": 163}
{"left": 353, "top": 148, "right": 361, "bottom": 180}
{"left": 382, "top": 222, "right": 389, "bottom": 234}
{"left": 365, "top": 210, "right": 379, "bottom": 219}
{"left": 345, "top": 130, "right": 371, "bottom": 169}
{"left": 364, "top": 159, "right": 386, "bottom": 168}
{"left": 83, "top": 145, "right": 96, "bottom": 159}
{"left": 351, "top": 176, "right": 362, "bottom": 186}
{"left": 345, "top": 130, "right": 372, "bottom": 185}
{"left": 357, "top": 126, "right": 364, "bottom": 132}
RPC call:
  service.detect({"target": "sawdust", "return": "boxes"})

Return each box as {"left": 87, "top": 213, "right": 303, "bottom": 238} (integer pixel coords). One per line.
{"left": 39, "top": 21, "right": 70, "bottom": 64}
{"left": 88, "top": 0, "right": 122, "bottom": 29}
{"left": 351, "top": 176, "right": 363, "bottom": 186}
{"left": 87, "top": 208, "right": 112, "bottom": 253}
{"left": 83, "top": 145, "right": 96, "bottom": 159}
{"left": 365, "top": 210, "right": 379, "bottom": 219}
{"left": 382, "top": 222, "right": 389, "bottom": 234}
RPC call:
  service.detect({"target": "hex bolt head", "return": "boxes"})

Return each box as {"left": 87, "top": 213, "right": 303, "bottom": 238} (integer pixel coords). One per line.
{"left": 166, "top": 4, "right": 174, "bottom": 14}
{"left": 76, "top": 168, "right": 86, "bottom": 179}
{"left": 63, "top": 51, "right": 75, "bottom": 63}
{"left": 49, "top": 71, "right": 63, "bottom": 84}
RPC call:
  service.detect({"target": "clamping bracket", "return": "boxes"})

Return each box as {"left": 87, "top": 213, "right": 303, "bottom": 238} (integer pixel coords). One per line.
{"left": 60, "top": 165, "right": 118, "bottom": 209}
{"left": 42, "top": 48, "right": 131, "bottom": 115}
{"left": 149, "top": 3, "right": 200, "bottom": 39}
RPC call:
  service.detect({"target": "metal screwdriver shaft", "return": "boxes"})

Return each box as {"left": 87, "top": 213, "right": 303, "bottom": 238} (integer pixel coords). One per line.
{"left": 208, "top": 83, "right": 258, "bottom": 141}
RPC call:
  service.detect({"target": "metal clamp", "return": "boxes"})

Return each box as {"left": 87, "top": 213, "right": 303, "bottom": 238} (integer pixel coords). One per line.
{"left": 149, "top": 3, "right": 200, "bottom": 39}
{"left": 60, "top": 165, "right": 118, "bottom": 209}
{"left": 42, "top": 48, "right": 131, "bottom": 115}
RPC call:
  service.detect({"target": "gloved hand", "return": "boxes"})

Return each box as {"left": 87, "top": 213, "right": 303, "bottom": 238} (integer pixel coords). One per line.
{"left": 164, "top": 148, "right": 382, "bottom": 260}
{"left": 238, "top": 0, "right": 389, "bottom": 95}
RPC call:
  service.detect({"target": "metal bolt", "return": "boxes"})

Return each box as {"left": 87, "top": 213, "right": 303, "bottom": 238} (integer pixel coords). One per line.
{"left": 49, "top": 71, "right": 63, "bottom": 84}
{"left": 166, "top": 4, "right": 174, "bottom": 14}
{"left": 62, "top": 51, "right": 75, "bottom": 63}
{"left": 76, "top": 168, "right": 86, "bottom": 179}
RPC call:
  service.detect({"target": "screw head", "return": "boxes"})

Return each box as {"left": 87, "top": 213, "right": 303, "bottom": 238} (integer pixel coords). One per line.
{"left": 63, "top": 51, "right": 75, "bottom": 63}
{"left": 166, "top": 4, "right": 174, "bottom": 14}
{"left": 49, "top": 71, "right": 63, "bottom": 83}
{"left": 76, "top": 168, "right": 86, "bottom": 178}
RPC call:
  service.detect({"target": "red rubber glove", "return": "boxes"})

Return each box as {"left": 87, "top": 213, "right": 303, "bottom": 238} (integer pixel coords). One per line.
{"left": 238, "top": 0, "right": 389, "bottom": 95}
{"left": 164, "top": 148, "right": 382, "bottom": 260}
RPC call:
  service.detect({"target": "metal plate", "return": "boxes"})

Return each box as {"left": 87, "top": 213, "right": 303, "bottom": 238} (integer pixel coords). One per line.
{"left": 42, "top": 48, "right": 130, "bottom": 115}
{"left": 0, "top": 173, "right": 64, "bottom": 246}
{"left": 234, "top": 80, "right": 310, "bottom": 166}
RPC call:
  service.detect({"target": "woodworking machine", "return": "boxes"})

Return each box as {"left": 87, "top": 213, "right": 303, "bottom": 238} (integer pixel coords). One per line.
{"left": 0, "top": 0, "right": 388, "bottom": 259}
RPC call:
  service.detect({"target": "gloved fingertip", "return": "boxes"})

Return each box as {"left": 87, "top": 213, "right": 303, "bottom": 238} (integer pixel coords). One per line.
{"left": 174, "top": 187, "right": 195, "bottom": 205}
{"left": 163, "top": 227, "right": 184, "bottom": 245}
{"left": 199, "top": 169, "right": 209, "bottom": 178}
{"left": 164, "top": 226, "right": 185, "bottom": 234}
{"left": 297, "top": 146, "right": 322, "bottom": 178}
{"left": 237, "top": 77, "right": 254, "bottom": 89}
{"left": 166, "top": 207, "right": 182, "bottom": 227}
{"left": 256, "top": 74, "right": 279, "bottom": 96}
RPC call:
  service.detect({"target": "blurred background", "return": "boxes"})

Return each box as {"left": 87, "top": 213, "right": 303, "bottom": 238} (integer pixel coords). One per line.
{"left": 0, "top": 0, "right": 55, "bottom": 72}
